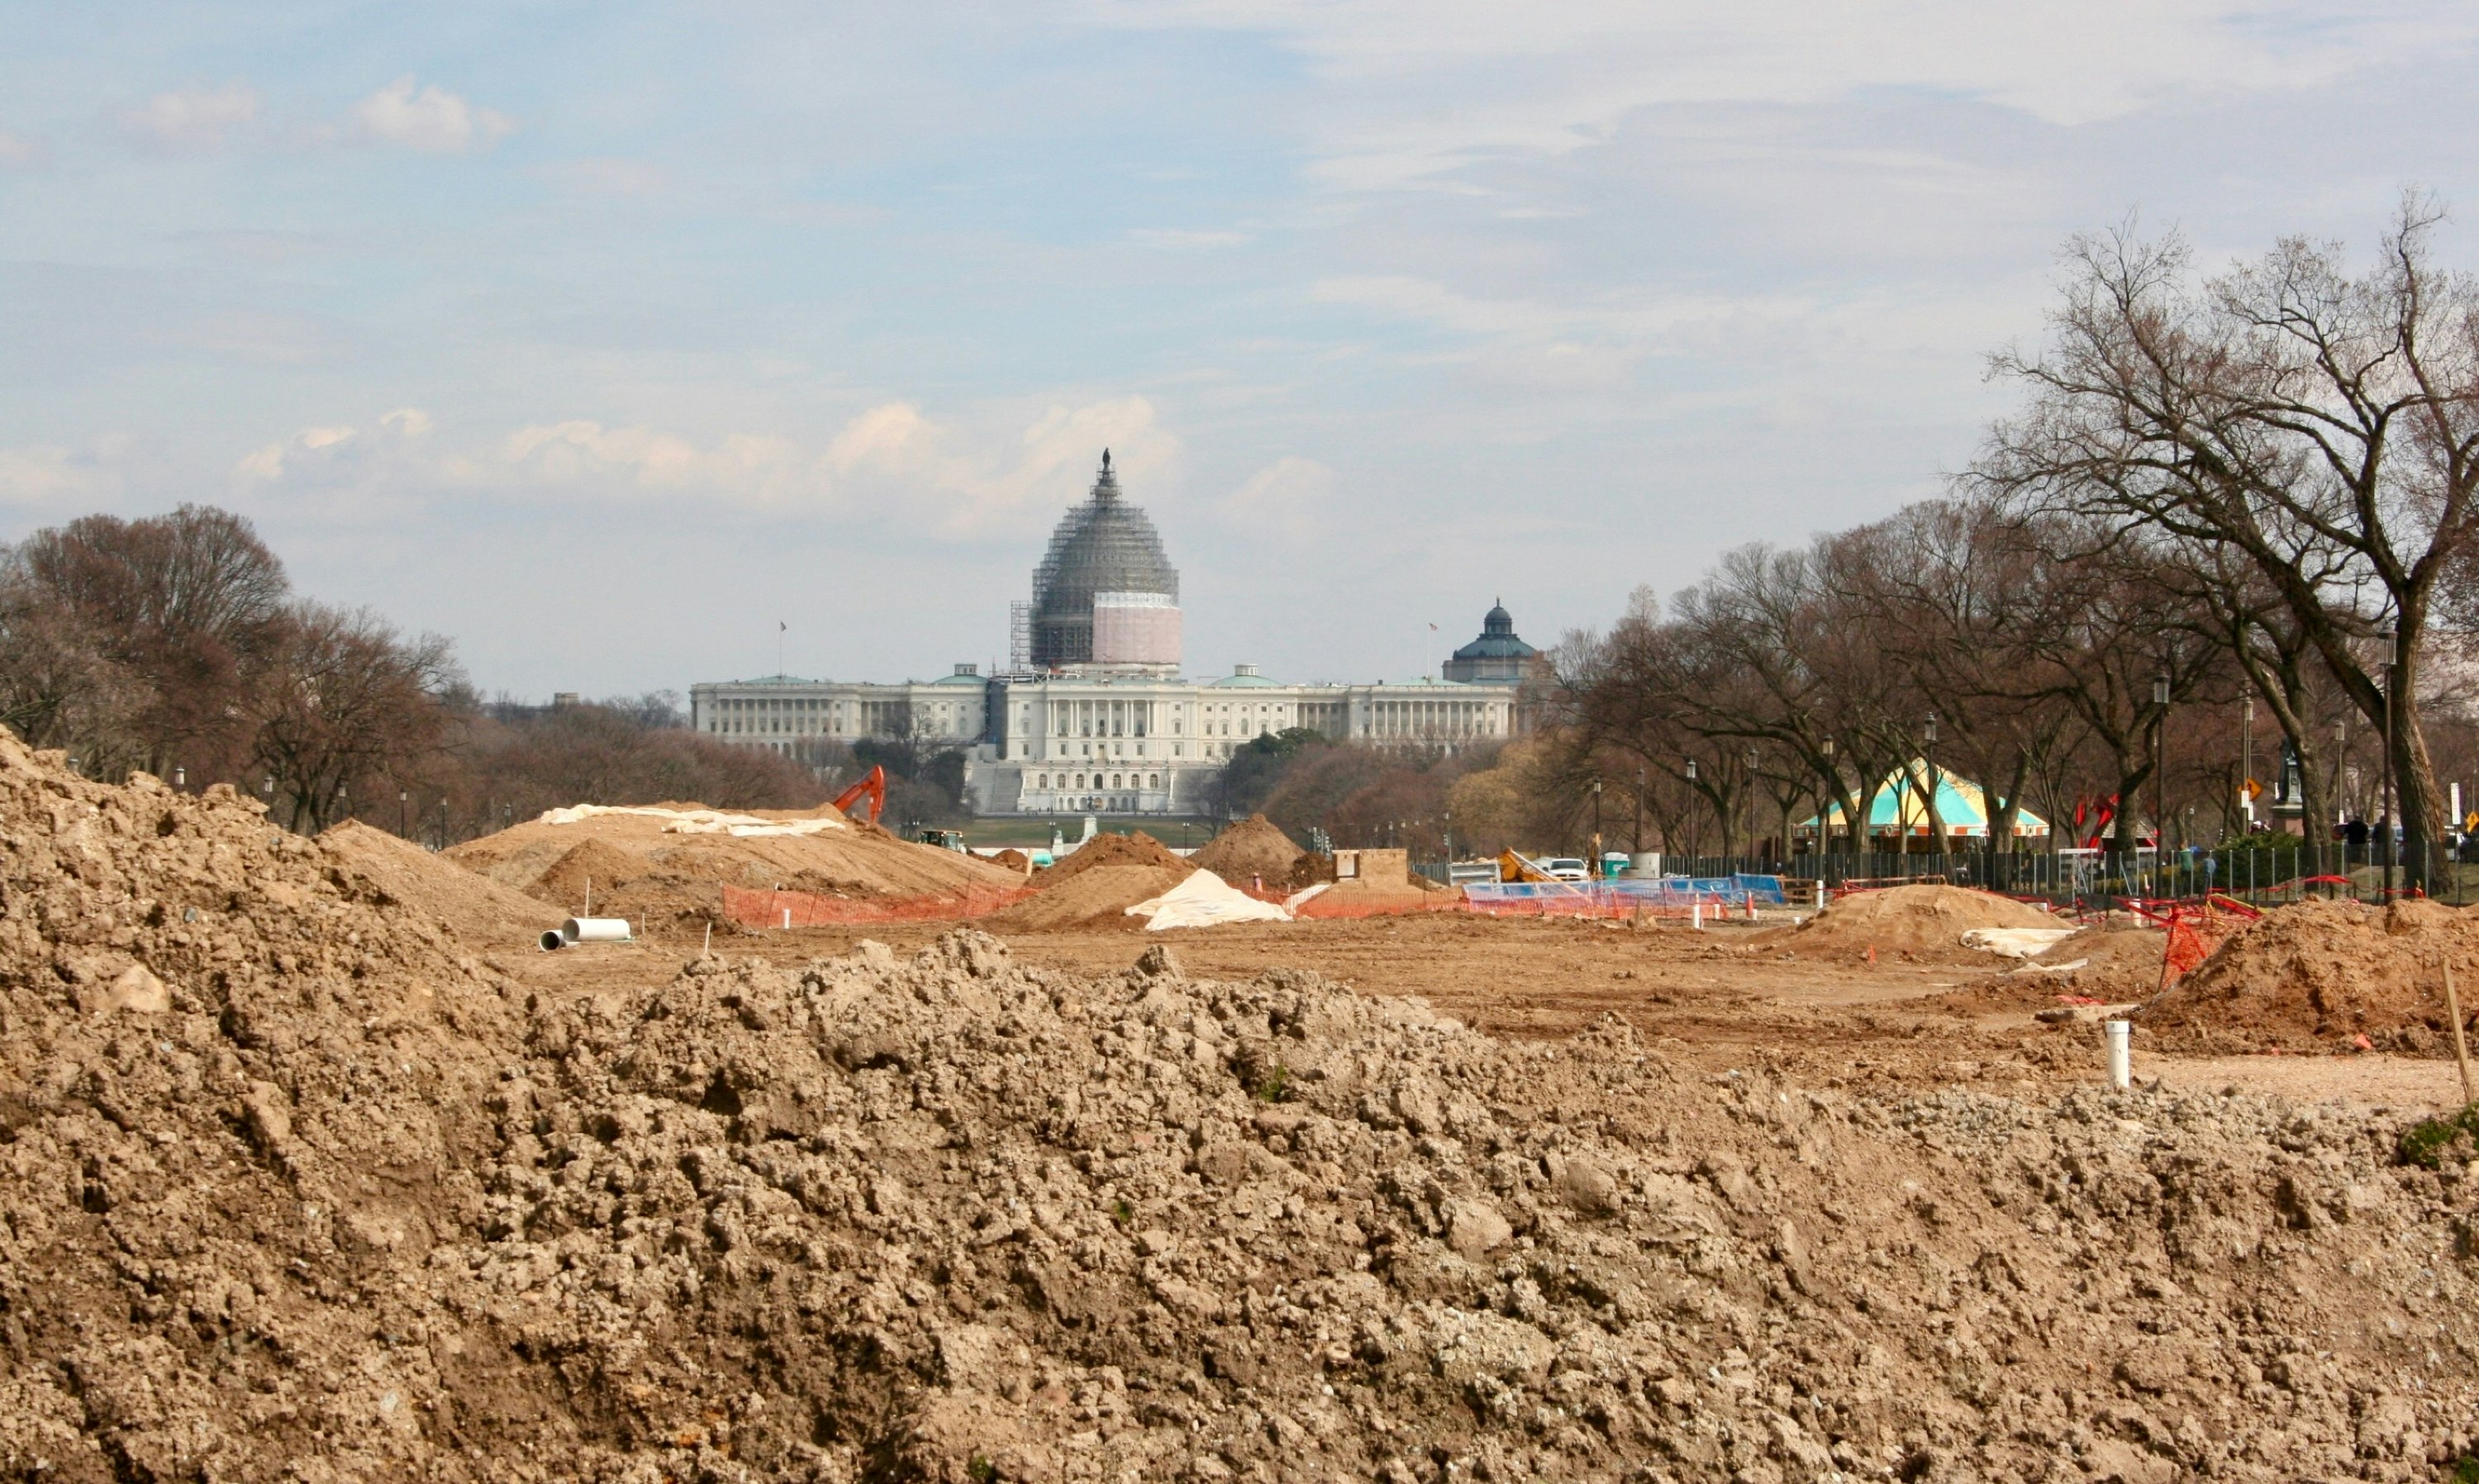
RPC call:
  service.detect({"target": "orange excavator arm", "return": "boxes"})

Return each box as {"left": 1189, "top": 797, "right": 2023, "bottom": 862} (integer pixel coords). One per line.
{"left": 832, "top": 764, "right": 886, "bottom": 825}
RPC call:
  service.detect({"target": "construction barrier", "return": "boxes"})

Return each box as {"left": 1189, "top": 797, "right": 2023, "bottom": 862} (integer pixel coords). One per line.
{"left": 2123, "top": 894, "right": 2263, "bottom": 990}
{"left": 721, "top": 883, "right": 1033, "bottom": 929}
{"left": 1459, "top": 875, "right": 1788, "bottom": 920}
{"left": 1288, "top": 890, "right": 1463, "bottom": 920}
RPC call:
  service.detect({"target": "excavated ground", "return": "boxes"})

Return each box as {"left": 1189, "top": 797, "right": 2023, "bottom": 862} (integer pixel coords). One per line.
{"left": 4, "top": 738, "right": 2478, "bottom": 1482}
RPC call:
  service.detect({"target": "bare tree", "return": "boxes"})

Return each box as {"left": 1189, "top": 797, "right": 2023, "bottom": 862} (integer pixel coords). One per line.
{"left": 1983, "top": 199, "right": 2479, "bottom": 882}
{"left": 250, "top": 604, "right": 461, "bottom": 833}
{"left": 14, "top": 504, "right": 290, "bottom": 780}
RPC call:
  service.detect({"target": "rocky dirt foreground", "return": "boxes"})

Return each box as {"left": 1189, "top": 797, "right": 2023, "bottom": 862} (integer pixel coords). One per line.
{"left": 1, "top": 736, "right": 2476, "bottom": 1482}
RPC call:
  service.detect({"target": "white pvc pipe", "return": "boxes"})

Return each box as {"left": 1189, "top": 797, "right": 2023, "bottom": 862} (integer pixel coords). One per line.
{"left": 2105, "top": 1020, "right": 2132, "bottom": 1090}
{"left": 1692, "top": 902, "right": 1703, "bottom": 930}
{"left": 539, "top": 930, "right": 564, "bottom": 951}
{"left": 564, "top": 916, "right": 633, "bottom": 944}
{"left": 782, "top": 907, "right": 792, "bottom": 929}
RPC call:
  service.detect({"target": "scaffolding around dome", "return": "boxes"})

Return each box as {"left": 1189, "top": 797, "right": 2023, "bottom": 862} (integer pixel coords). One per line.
{"left": 1029, "top": 450, "right": 1182, "bottom": 674}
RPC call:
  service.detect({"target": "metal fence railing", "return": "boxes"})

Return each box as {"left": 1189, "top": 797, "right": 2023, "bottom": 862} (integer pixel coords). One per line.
{"left": 1639, "top": 844, "right": 2479, "bottom": 909}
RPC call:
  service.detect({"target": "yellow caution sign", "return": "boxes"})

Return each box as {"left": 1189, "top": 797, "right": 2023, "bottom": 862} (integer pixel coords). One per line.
{"left": 2241, "top": 778, "right": 2264, "bottom": 801}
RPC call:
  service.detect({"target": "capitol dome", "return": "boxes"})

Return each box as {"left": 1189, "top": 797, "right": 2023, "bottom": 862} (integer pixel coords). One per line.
{"left": 1030, "top": 451, "right": 1181, "bottom": 670}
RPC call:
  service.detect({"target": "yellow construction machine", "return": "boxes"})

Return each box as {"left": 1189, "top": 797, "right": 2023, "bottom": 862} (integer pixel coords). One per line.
{"left": 1496, "top": 849, "right": 1558, "bottom": 883}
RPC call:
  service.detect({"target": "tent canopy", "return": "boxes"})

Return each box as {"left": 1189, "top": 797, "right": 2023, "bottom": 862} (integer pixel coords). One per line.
{"left": 1795, "top": 759, "right": 2049, "bottom": 840}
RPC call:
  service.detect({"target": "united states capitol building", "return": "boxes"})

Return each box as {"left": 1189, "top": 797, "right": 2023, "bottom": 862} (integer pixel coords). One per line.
{"left": 688, "top": 453, "right": 1541, "bottom": 816}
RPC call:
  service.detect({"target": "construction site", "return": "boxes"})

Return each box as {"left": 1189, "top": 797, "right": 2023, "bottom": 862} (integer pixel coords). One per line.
{"left": 6, "top": 728, "right": 2478, "bottom": 1484}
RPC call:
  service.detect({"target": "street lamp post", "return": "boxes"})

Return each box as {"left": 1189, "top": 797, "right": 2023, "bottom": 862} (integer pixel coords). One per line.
{"left": 1744, "top": 748, "right": 1760, "bottom": 867}
{"left": 1633, "top": 766, "right": 1644, "bottom": 856}
{"left": 1922, "top": 713, "right": 1939, "bottom": 868}
{"left": 174, "top": 766, "right": 184, "bottom": 791}
{"left": 1590, "top": 779, "right": 1604, "bottom": 876}
{"left": 2376, "top": 629, "right": 2399, "bottom": 899}
{"left": 399, "top": 788, "right": 409, "bottom": 838}
{"left": 1685, "top": 759, "right": 1700, "bottom": 866}
{"left": 1817, "top": 736, "right": 1835, "bottom": 871}
{"left": 2153, "top": 673, "right": 2171, "bottom": 894}
{"left": 2240, "top": 694, "right": 2255, "bottom": 833}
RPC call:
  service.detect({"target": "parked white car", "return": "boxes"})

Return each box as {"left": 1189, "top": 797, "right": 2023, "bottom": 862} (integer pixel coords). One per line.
{"left": 1542, "top": 857, "right": 1590, "bottom": 882}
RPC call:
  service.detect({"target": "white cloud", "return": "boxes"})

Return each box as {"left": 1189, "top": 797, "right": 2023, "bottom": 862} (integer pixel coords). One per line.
{"left": 535, "top": 157, "right": 667, "bottom": 196}
{"left": 825, "top": 394, "right": 1180, "bottom": 537}
{"left": 1128, "top": 227, "right": 1253, "bottom": 250}
{"left": 1220, "top": 455, "right": 1334, "bottom": 539}
{"left": 0, "top": 131, "right": 43, "bottom": 168}
{"left": 226, "top": 397, "right": 1181, "bottom": 537}
{"left": 349, "top": 77, "right": 514, "bottom": 154}
{"left": 1080, "top": 1, "right": 2479, "bottom": 192}
{"left": 121, "top": 82, "right": 260, "bottom": 154}
{"left": 503, "top": 421, "right": 813, "bottom": 502}
{"left": 0, "top": 444, "right": 123, "bottom": 507}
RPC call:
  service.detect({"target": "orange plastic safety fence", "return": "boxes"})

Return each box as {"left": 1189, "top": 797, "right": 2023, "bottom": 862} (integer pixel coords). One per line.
{"left": 1289, "top": 894, "right": 1463, "bottom": 920}
{"left": 721, "top": 883, "right": 1033, "bottom": 929}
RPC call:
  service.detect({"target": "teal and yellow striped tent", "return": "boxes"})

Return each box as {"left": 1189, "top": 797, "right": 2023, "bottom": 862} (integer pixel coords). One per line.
{"left": 1795, "top": 760, "right": 2049, "bottom": 841}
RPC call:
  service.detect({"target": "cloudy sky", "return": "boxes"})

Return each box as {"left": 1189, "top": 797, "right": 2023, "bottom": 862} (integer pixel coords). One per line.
{"left": 5, "top": 2, "right": 2477, "bottom": 697}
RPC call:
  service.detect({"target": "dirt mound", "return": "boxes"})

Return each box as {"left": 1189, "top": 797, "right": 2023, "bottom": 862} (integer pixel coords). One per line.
{"left": 527, "top": 835, "right": 649, "bottom": 912}
{"left": 1766, "top": 882, "right": 2061, "bottom": 959}
{"left": 985, "top": 862, "right": 1195, "bottom": 930}
{"left": 2025, "top": 923, "right": 2167, "bottom": 1001}
{"left": 316, "top": 820, "right": 564, "bottom": 947}
{"left": 0, "top": 733, "right": 531, "bottom": 1478}
{"left": 1189, "top": 813, "right": 1302, "bottom": 884}
{"left": 987, "top": 848, "right": 1033, "bottom": 874}
{"left": 1035, "top": 830, "right": 1189, "bottom": 885}
{"left": 2143, "top": 897, "right": 2479, "bottom": 1054}
{"left": 445, "top": 799, "right": 1021, "bottom": 925}
{"left": 4, "top": 725, "right": 2477, "bottom": 1482}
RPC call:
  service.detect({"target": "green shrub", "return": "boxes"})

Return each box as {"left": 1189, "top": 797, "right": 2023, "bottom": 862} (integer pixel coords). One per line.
{"left": 2397, "top": 1104, "right": 2479, "bottom": 1168}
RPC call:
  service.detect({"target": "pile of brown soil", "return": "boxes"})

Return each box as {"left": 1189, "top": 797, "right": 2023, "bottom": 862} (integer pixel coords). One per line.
{"left": 2023, "top": 924, "right": 2168, "bottom": 1001}
{"left": 7, "top": 742, "right": 2477, "bottom": 1480}
{"left": 1763, "top": 882, "right": 2062, "bottom": 960}
{"left": 1189, "top": 813, "right": 1303, "bottom": 885}
{"left": 1033, "top": 829, "right": 1190, "bottom": 884}
{"left": 0, "top": 734, "right": 526, "bottom": 1477}
{"left": 317, "top": 820, "right": 564, "bottom": 947}
{"left": 2143, "top": 897, "right": 2479, "bottom": 1054}
{"left": 445, "top": 799, "right": 1021, "bottom": 925}
{"left": 987, "top": 848, "right": 1034, "bottom": 874}
{"left": 984, "top": 863, "right": 1195, "bottom": 930}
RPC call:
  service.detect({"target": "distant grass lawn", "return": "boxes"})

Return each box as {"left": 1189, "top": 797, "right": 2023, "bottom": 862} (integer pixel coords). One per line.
{"left": 932, "top": 816, "right": 1223, "bottom": 851}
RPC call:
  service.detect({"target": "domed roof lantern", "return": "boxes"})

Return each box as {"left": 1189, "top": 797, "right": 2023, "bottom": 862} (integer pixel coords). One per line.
{"left": 1483, "top": 597, "right": 1514, "bottom": 636}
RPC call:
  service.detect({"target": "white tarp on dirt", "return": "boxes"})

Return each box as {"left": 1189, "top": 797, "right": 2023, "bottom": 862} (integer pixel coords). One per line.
{"left": 1960, "top": 926, "right": 2080, "bottom": 958}
{"left": 535, "top": 804, "right": 845, "bottom": 837}
{"left": 1127, "top": 869, "right": 1293, "bottom": 930}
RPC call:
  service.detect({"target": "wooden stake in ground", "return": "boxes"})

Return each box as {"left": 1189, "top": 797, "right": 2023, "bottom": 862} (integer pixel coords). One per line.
{"left": 2447, "top": 960, "right": 2477, "bottom": 1108}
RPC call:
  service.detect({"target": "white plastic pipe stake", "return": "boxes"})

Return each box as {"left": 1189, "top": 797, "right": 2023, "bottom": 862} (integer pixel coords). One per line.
{"left": 1692, "top": 902, "right": 1703, "bottom": 930}
{"left": 2105, "top": 1019, "right": 2132, "bottom": 1090}
{"left": 782, "top": 907, "right": 792, "bottom": 930}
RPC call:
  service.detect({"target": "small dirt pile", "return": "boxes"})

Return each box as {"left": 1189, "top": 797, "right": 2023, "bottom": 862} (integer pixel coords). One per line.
{"left": 1764, "top": 883, "right": 2060, "bottom": 960}
{"left": 1189, "top": 814, "right": 1303, "bottom": 885}
{"left": 446, "top": 801, "right": 1021, "bottom": 925}
{"left": 1036, "top": 830, "right": 1190, "bottom": 883}
{"left": 318, "top": 819, "right": 565, "bottom": 948}
{"left": 2025, "top": 924, "right": 2167, "bottom": 1001}
{"left": 983, "top": 834, "right": 1201, "bottom": 931}
{"left": 987, "top": 864, "right": 1197, "bottom": 931}
{"left": 2144, "top": 897, "right": 2479, "bottom": 1054}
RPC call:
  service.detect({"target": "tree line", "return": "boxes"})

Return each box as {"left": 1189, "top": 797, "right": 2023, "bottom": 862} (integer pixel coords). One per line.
{"left": 1540, "top": 200, "right": 2479, "bottom": 882}
{"left": 0, "top": 505, "right": 827, "bottom": 837}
